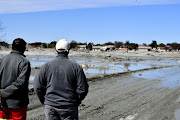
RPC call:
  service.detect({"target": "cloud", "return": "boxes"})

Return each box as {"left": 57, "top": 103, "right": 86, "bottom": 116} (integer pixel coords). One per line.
{"left": 0, "top": 0, "right": 180, "bottom": 14}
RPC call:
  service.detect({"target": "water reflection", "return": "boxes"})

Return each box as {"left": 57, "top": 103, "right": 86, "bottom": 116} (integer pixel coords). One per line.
{"left": 123, "top": 63, "right": 130, "bottom": 71}
{"left": 132, "top": 66, "right": 180, "bottom": 89}
{"left": 175, "top": 109, "right": 180, "bottom": 120}
{"left": 16, "top": 55, "right": 179, "bottom": 88}
{"left": 27, "top": 55, "right": 180, "bottom": 75}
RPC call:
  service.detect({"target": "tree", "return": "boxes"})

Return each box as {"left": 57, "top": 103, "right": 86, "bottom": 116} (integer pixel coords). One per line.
{"left": 29, "top": 42, "right": 42, "bottom": 47}
{"left": 105, "top": 42, "right": 114, "bottom": 45}
{"left": 114, "top": 41, "right": 123, "bottom": 48}
{"left": 78, "top": 42, "right": 87, "bottom": 45}
{"left": 130, "top": 43, "right": 138, "bottom": 51}
{"left": 149, "top": 40, "right": 157, "bottom": 49}
{"left": 124, "top": 41, "right": 130, "bottom": 53}
{"left": 70, "top": 40, "right": 78, "bottom": 49}
{"left": 0, "top": 41, "right": 9, "bottom": 48}
{"left": 48, "top": 41, "right": 56, "bottom": 48}
{"left": 42, "top": 43, "right": 47, "bottom": 48}
{"left": 142, "top": 43, "right": 147, "bottom": 46}
{"left": 167, "top": 42, "right": 179, "bottom": 51}
{"left": 86, "top": 43, "right": 93, "bottom": 51}
{"left": 158, "top": 43, "right": 166, "bottom": 47}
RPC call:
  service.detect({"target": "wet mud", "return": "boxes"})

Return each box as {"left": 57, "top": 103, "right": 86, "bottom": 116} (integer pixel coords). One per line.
{"left": 27, "top": 65, "right": 180, "bottom": 120}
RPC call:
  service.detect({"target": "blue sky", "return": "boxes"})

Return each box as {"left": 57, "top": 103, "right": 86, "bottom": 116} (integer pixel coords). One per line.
{"left": 0, "top": 0, "right": 180, "bottom": 45}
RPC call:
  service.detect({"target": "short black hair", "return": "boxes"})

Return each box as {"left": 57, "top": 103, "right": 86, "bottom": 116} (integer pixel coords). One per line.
{"left": 12, "top": 38, "right": 26, "bottom": 51}
{"left": 57, "top": 51, "right": 69, "bottom": 56}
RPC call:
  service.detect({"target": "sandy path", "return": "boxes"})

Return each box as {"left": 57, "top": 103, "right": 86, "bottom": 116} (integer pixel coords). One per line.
{"left": 27, "top": 66, "right": 180, "bottom": 120}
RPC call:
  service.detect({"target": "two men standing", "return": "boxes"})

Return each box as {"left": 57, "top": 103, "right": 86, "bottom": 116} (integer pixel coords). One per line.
{"left": 0, "top": 38, "right": 88, "bottom": 120}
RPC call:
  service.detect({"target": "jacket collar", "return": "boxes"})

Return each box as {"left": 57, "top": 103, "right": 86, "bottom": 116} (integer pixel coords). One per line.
{"left": 57, "top": 53, "right": 68, "bottom": 58}
{"left": 11, "top": 50, "right": 26, "bottom": 57}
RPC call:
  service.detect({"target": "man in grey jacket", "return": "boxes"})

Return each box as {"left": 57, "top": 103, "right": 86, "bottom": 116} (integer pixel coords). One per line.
{"left": 0, "top": 38, "right": 31, "bottom": 120}
{"left": 34, "top": 39, "right": 89, "bottom": 120}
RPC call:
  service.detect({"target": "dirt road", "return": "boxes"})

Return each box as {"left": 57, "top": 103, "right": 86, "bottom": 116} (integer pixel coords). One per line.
{"left": 27, "top": 66, "right": 180, "bottom": 120}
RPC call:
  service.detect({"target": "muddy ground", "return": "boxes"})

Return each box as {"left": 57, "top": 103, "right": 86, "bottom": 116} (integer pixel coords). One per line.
{"left": 27, "top": 65, "right": 180, "bottom": 120}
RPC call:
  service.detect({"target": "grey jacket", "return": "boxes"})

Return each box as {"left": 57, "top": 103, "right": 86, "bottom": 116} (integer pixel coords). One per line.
{"left": 34, "top": 53, "right": 89, "bottom": 107}
{"left": 0, "top": 50, "right": 31, "bottom": 108}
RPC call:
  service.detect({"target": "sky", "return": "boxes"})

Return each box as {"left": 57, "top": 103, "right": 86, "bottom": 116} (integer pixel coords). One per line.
{"left": 0, "top": 0, "right": 180, "bottom": 45}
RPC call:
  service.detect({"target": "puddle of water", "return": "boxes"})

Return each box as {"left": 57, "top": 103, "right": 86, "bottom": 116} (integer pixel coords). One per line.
{"left": 2, "top": 55, "right": 179, "bottom": 88}
{"left": 26, "top": 55, "right": 55, "bottom": 67}
{"left": 29, "top": 76, "right": 35, "bottom": 88}
{"left": 175, "top": 109, "right": 180, "bottom": 120}
{"left": 27, "top": 55, "right": 100, "bottom": 67}
{"left": 122, "top": 62, "right": 159, "bottom": 71}
{"left": 133, "top": 66, "right": 180, "bottom": 89}
{"left": 85, "top": 67, "right": 126, "bottom": 75}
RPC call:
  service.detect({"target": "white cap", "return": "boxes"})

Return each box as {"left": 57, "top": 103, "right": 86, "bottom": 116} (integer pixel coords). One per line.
{"left": 56, "top": 39, "right": 70, "bottom": 52}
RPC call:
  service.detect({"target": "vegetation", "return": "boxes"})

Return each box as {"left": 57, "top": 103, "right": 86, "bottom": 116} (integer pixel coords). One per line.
{"left": 78, "top": 42, "right": 87, "bottom": 45}
{"left": 114, "top": 41, "right": 123, "bottom": 48}
{"left": 124, "top": 41, "right": 130, "bottom": 53}
{"left": 130, "top": 43, "right": 138, "bottom": 51}
{"left": 158, "top": 43, "right": 166, "bottom": 47}
{"left": 0, "top": 41, "right": 9, "bottom": 48}
{"left": 149, "top": 40, "right": 157, "bottom": 49}
{"left": 29, "top": 42, "right": 42, "bottom": 47}
{"left": 25, "top": 40, "right": 179, "bottom": 52}
{"left": 48, "top": 41, "right": 56, "bottom": 48}
{"left": 142, "top": 43, "right": 147, "bottom": 46}
{"left": 35, "top": 40, "right": 179, "bottom": 51}
{"left": 86, "top": 43, "right": 93, "bottom": 50}
{"left": 105, "top": 42, "right": 114, "bottom": 45}
{"left": 70, "top": 40, "right": 78, "bottom": 49}
{"left": 42, "top": 43, "right": 47, "bottom": 48}
{"left": 167, "top": 42, "right": 180, "bottom": 51}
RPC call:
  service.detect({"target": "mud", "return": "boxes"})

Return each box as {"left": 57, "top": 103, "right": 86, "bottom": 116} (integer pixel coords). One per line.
{"left": 27, "top": 65, "right": 180, "bottom": 120}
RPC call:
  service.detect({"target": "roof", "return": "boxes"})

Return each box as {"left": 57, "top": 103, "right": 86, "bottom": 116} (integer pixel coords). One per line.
{"left": 138, "top": 45, "right": 151, "bottom": 49}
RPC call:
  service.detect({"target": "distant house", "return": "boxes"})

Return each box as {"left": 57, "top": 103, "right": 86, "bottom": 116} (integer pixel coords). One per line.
{"left": 157, "top": 47, "right": 166, "bottom": 51}
{"left": 107, "top": 45, "right": 116, "bottom": 50}
{"left": 100, "top": 46, "right": 110, "bottom": 51}
{"left": 77, "top": 45, "right": 86, "bottom": 50}
{"left": 158, "top": 46, "right": 173, "bottom": 51}
{"left": 138, "top": 45, "right": 151, "bottom": 51}
{"left": 77, "top": 45, "right": 117, "bottom": 51}
{"left": 119, "top": 47, "right": 127, "bottom": 50}
{"left": 92, "top": 46, "right": 102, "bottom": 51}
{"left": 92, "top": 45, "right": 116, "bottom": 51}
{"left": 168, "top": 47, "right": 173, "bottom": 51}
